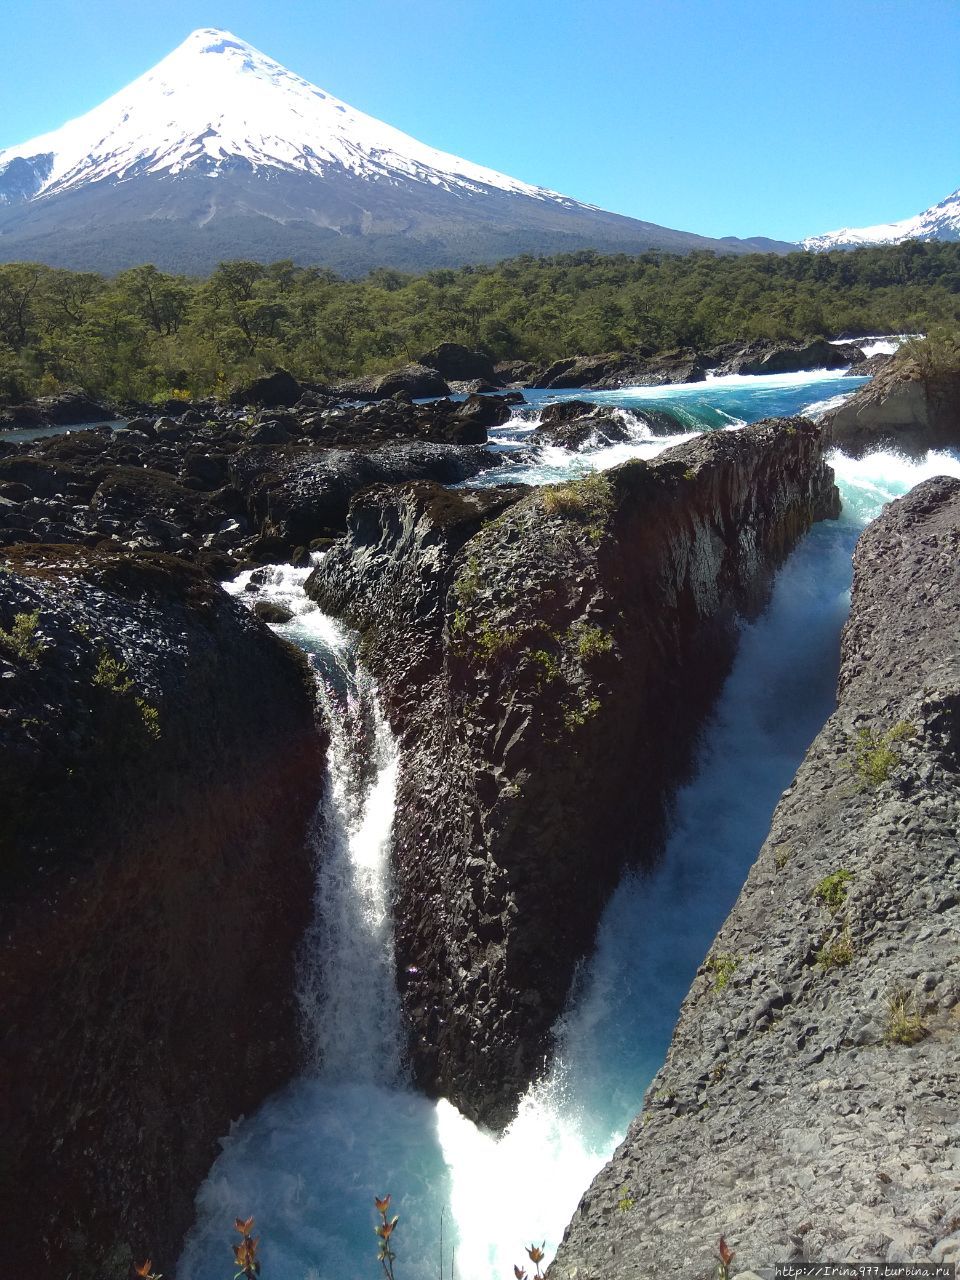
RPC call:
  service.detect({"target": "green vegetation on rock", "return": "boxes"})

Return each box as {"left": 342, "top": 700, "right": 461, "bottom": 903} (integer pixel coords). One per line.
{"left": 705, "top": 952, "right": 739, "bottom": 992}
{"left": 885, "top": 991, "right": 929, "bottom": 1046}
{"left": 0, "top": 609, "right": 45, "bottom": 663}
{"left": 851, "top": 721, "right": 915, "bottom": 787}
{"left": 541, "top": 471, "right": 614, "bottom": 543}
{"left": 814, "top": 868, "right": 853, "bottom": 914}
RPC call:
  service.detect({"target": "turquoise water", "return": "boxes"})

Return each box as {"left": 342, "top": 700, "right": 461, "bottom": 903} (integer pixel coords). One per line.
{"left": 471, "top": 368, "right": 869, "bottom": 486}
{"left": 180, "top": 374, "right": 960, "bottom": 1280}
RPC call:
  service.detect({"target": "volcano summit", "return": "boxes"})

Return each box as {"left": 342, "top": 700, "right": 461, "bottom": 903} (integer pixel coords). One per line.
{"left": 0, "top": 28, "right": 792, "bottom": 274}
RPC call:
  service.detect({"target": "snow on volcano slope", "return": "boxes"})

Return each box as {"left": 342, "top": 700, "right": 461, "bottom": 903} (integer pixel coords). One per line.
{"left": 0, "top": 29, "right": 796, "bottom": 272}
{"left": 802, "top": 187, "right": 960, "bottom": 251}
{"left": 0, "top": 28, "right": 573, "bottom": 206}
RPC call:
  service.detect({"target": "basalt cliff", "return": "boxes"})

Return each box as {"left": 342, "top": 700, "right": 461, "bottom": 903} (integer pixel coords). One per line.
{"left": 306, "top": 418, "right": 840, "bottom": 1125}
{"left": 551, "top": 476, "right": 960, "bottom": 1275}
{"left": 0, "top": 547, "right": 325, "bottom": 1279}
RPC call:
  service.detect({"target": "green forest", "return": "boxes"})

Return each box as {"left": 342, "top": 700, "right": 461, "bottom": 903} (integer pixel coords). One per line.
{"left": 1, "top": 240, "right": 959, "bottom": 404}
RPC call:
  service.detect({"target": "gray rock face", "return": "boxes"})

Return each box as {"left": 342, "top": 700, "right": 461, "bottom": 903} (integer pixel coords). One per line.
{"left": 0, "top": 546, "right": 326, "bottom": 1279}
{"left": 824, "top": 359, "right": 960, "bottom": 456}
{"left": 551, "top": 476, "right": 960, "bottom": 1277}
{"left": 307, "top": 418, "right": 840, "bottom": 1127}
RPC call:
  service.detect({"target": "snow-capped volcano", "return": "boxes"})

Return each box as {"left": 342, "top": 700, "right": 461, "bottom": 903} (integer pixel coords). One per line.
{"left": 0, "top": 28, "right": 793, "bottom": 274}
{"left": 802, "top": 187, "right": 960, "bottom": 251}
{"left": 0, "top": 28, "right": 568, "bottom": 205}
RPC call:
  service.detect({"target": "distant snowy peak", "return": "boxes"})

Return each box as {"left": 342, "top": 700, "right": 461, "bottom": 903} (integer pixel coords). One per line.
{"left": 0, "top": 27, "right": 576, "bottom": 207}
{"left": 802, "top": 187, "right": 960, "bottom": 251}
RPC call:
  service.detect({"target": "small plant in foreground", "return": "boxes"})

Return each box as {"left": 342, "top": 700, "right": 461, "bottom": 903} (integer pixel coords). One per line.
{"left": 233, "top": 1215, "right": 261, "bottom": 1278}
{"left": 716, "top": 1236, "right": 735, "bottom": 1280}
{"left": 885, "top": 991, "right": 929, "bottom": 1046}
{"left": 814, "top": 868, "right": 852, "bottom": 914}
{"left": 705, "top": 952, "right": 739, "bottom": 992}
{"left": 0, "top": 609, "right": 46, "bottom": 662}
{"left": 375, "top": 1194, "right": 399, "bottom": 1280}
{"left": 133, "top": 1262, "right": 162, "bottom": 1280}
{"left": 514, "top": 1242, "right": 546, "bottom": 1280}
{"left": 617, "top": 1186, "right": 635, "bottom": 1211}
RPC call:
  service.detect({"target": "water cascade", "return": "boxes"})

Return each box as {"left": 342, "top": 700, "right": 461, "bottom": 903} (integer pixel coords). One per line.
{"left": 181, "top": 372, "right": 960, "bottom": 1280}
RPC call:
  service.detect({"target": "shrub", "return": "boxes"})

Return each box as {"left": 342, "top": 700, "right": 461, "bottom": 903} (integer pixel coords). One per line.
{"left": 570, "top": 621, "right": 613, "bottom": 660}
{"left": 705, "top": 952, "right": 739, "bottom": 992}
{"left": 814, "top": 869, "right": 852, "bottom": 914}
{"left": 563, "top": 697, "right": 601, "bottom": 731}
{"left": 93, "top": 649, "right": 161, "bottom": 740}
{"left": 885, "top": 991, "right": 928, "bottom": 1046}
{"left": 0, "top": 609, "right": 46, "bottom": 663}
{"left": 851, "top": 721, "right": 914, "bottom": 786}
{"left": 817, "top": 927, "right": 854, "bottom": 969}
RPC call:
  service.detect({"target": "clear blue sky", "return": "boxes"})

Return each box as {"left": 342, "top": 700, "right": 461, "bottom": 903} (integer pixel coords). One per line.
{"left": 2, "top": 0, "right": 958, "bottom": 243}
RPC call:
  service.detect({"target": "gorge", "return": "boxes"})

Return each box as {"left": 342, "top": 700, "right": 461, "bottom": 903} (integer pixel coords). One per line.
{"left": 2, "top": 360, "right": 959, "bottom": 1278}
{"left": 178, "top": 375, "right": 959, "bottom": 1277}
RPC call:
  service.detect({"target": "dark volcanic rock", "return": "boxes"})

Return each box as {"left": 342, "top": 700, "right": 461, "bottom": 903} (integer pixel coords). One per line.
{"left": 454, "top": 393, "right": 513, "bottom": 431}
{"left": 725, "top": 337, "right": 859, "bottom": 376}
{"left": 0, "top": 545, "right": 325, "bottom": 1280}
{"left": 846, "top": 351, "right": 895, "bottom": 377}
{"left": 418, "top": 342, "right": 499, "bottom": 384}
{"left": 0, "top": 398, "right": 513, "bottom": 566}
{"left": 531, "top": 352, "right": 634, "bottom": 389}
{"left": 531, "top": 400, "right": 684, "bottom": 450}
{"left": 229, "top": 368, "right": 303, "bottom": 408}
{"left": 824, "top": 356, "right": 960, "bottom": 456}
{"left": 494, "top": 359, "right": 538, "bottom": 386}
{"left": 551, "top": 476, "right": 960, "bottom": 1275}
{"left": 231, "top": 440, "right": 505, "bottom": 550}
{"left": 532, "top": 348, "right": 715, "bottom": 391}
{"left": 337, "top": 362, "right": 452, "bottom": 401}
{"left": 0, "top": 391, "right": 116, "bottom": 428}
{"left": 307, "top": 418, "right": 840, "bottom": 1127}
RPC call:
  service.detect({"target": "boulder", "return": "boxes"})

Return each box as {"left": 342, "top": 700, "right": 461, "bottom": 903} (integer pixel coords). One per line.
{"left": 0, "top": 545, "right": 325, "bottom": 1279}
{"left": 229, "top": 368, "right": 303, "bottom": 408}
{"left": 307, "top": 418, "right": 840, "bottom": 1127}
{"left": 531, "top": 401, "right": 683, "bottom": 451}
{"left": 552, "top": 476, "right": 960, "bottom": 1275}
{"left": 454, "top": 393, "right": 513, "bottom": 430}
{"left": 494, "top": 359, "right": 538, "bottom": 386}
{"left": 824, "top": 357, "right": 960, "bottom": 456}
{"left": 531, "top": 352, "right": 632, "bottom": 389}
{"left": 727, "top": 338, "right": 858, "bottom": 376}
{"left": 337, "top": 363, "right": 451, "bottom": 401}
{"left": 418, "top": 342, "right": 499, "bottom": 384}
{"left": 36, "top": 391, "right": 117, "bottom": 424}
{"left": 845, "top": 351, "right": 894, "bottom": 377}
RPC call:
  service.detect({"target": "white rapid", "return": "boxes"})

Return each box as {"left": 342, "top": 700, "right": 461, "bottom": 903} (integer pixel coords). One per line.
{"left": 181, "top": 428, "right": 960, "bottom": 1280}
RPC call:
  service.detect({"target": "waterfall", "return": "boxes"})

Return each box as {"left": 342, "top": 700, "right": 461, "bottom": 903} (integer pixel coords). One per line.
{"left": 298, "top": 665, "right": 404, "bottom": 1084}
{"left": 183, "top": 426, "right": 960, "bottom": 1280}
{"left": 180, "top": 567, "right": 450, "bottom": 1280}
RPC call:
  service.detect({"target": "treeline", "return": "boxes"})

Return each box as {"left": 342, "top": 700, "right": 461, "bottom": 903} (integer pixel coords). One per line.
{"left": 1, "top": 241, "right": 959, "bottom": 403}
